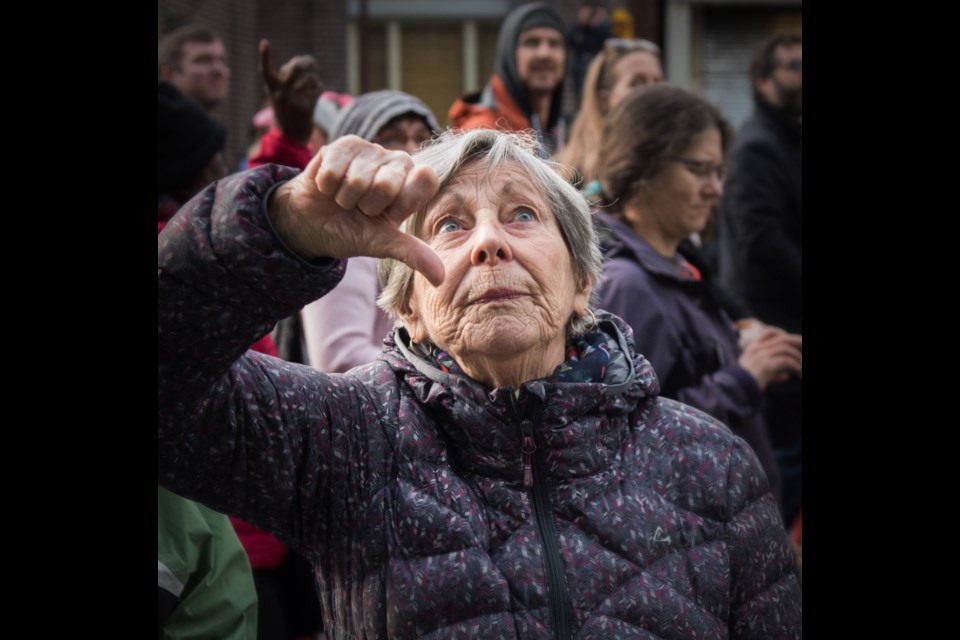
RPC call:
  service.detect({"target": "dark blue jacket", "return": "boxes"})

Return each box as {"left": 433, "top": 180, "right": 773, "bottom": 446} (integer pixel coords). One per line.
{"left": 593, "top": 212, "right": 780, "bottom": 502}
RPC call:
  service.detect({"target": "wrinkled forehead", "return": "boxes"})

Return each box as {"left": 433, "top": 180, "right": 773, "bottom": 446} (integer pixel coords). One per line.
{"left": 441, "top": 161, "right": 546, "bottom": 208}
{"left": 414, "top": 161, "right": 547, "bottom": 234}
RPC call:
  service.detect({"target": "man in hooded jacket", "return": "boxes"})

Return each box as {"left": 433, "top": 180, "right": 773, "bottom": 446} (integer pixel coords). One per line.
{"left": 448, "top": 2, "right": 568, "bottom": 156}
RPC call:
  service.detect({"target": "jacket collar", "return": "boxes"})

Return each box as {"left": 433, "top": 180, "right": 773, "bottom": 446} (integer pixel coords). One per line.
{"left": 594, "top": 211, "right": 699, "bottom": 283}
{"left": 381, "top": 312, "right": 659, "bottom": 484}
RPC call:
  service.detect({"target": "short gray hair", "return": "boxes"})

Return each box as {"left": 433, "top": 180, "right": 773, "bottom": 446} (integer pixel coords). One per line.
{"left": 377, "top": 128, "right": 602, "bottom": 335}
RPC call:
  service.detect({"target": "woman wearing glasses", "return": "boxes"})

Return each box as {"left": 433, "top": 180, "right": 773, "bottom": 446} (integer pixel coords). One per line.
{"left": 555, "top": 37, "right": 663, "bottom": 188}
{"left": 592, "top": 85, "right": 803, "bottom": 506}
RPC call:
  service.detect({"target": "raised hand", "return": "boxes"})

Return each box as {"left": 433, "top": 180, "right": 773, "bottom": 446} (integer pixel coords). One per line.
{"left": 258, "top": 39, "right": 323, "bottom": 143}
{"left": 268, "top": 135, "right": 445, "bottom": 286}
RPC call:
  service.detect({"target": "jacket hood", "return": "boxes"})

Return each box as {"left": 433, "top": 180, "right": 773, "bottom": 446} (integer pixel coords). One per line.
{"left": 331, "top": 90, "right": 440, "bottom": 142}
{"left": 378, "top": 311, "right": 661, "bottom": 484}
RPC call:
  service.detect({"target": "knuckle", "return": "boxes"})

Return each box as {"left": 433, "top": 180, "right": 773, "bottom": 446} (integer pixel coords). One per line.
{"left": 344, "top": 174, "right": 367, "bottom": 193}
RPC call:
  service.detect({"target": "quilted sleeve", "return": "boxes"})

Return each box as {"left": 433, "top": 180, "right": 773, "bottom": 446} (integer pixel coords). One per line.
{"left": 158, "top": 164, "right": 384, "bottom": 557}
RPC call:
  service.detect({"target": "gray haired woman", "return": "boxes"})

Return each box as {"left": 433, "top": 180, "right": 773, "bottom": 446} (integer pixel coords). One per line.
{"left": 158, "top": 128, "right": 801, "bottom": 639}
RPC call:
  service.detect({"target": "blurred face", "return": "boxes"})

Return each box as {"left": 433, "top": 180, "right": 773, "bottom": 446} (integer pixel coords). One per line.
{"left": 759, "top": 44, "right": 802, "bottom": 118}
{"left": 605, "top": 51, "right": 663, "bottom": 111}
{"left": 631, "top": 127, "right": 724, "bottom": 244}
{"left": 402, "top": 163, "right": 589, "bottom": 375}
{"left": 515, "top": 27, "right": 566, "bottom": 95}
{"left": 373, "top": 116, "right": 433, "bottom": 155}
{"left": 170, "top": 39, "right": 230, "bottom": 110}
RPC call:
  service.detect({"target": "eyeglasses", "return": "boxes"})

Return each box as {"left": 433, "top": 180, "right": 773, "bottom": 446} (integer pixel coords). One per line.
{"left": 778, "top": 58, "right": 802, "bottom": 72}
{"left": 672, "top": 158, "right": 726, "bottom": 182}
{"left": 604, "top": 38, "right": 661, "bottom": 55}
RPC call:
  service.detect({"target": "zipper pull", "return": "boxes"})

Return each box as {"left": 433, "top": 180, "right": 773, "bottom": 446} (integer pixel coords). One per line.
{"left": 520, "top": 420, "right": 536, "bottom": 489}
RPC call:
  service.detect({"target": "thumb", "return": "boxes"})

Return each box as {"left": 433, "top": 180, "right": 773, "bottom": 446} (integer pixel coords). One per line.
{"left": 259, "top": 40, "right": 282, "bottom": 92}
{"left": 385, "top": 232, "right": 445, "bottom": 287}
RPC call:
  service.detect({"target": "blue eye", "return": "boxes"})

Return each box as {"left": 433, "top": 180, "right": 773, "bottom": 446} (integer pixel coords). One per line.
{"left": 514, "top": 209, "right": 535, "bottom": 222}
{"left": 438, "top": 219, "right": 461, "bottom": 234}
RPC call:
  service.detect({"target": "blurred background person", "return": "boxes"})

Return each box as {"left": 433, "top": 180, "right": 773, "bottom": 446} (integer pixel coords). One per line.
{"left": 567, "top": 1, "right": 610, "bottom": 105}
{"left": 718, "top": 33, "right": 803, "bottom": 527}
{"left": 449, "top": 2, "right": 568, "bottom": 155}
{"left": 158, "top": 24, "right": 230, "bottom": 113}
{"left": 158, "top": 486, "right": 258, "bottom": 640}
{"left": 555, "top": 36, "right": 662, "bottom": 190}
{"left": 592, "top": 84, "right": 803, "bottom": 507}
{"left": 248, "top": 40, "right": 324, "bottom": 172}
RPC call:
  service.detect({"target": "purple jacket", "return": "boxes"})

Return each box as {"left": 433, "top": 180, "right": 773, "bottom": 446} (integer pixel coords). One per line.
{"left": 158, "top": 166, "right": 801, "bottom": 639}
{"left": 593, "top": 212, "right": 780, "bottom": 503}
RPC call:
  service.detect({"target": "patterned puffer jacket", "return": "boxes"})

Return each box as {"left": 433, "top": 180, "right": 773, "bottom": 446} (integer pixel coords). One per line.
{"left": 158, "top": 165, "right": 801, "bottom": 640}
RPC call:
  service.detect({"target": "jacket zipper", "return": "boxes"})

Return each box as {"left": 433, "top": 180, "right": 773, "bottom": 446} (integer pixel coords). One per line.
{"left": 520, "top": 418, "right": 574, "bottom": 640}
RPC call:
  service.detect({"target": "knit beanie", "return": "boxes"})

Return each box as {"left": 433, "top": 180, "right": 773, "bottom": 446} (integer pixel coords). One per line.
{"left": 516, "top": 3, "right": 566, "bottom": 37}
{"left": 157, "top": 81, "right": 227, "bottom": 193}
{"left": 330, "top": 90, "right": 439, "bottom": 142}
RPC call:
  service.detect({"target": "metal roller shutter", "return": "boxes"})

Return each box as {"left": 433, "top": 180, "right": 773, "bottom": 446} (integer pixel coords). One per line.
{"left": 701, "top": 6, "right": 802, "bottom": 131}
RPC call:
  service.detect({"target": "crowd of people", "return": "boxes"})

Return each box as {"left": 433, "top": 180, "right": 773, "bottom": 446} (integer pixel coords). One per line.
{"left": 158, "top": 3, "right": 802, "bottom": 638}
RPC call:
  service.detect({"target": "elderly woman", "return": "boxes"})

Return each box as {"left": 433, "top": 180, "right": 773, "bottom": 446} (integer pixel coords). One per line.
{"left": 158, "top": 129, "right": 801, "bottom": 639}
{"left": 592, "top": 85, "right": 803, "bottom": 510}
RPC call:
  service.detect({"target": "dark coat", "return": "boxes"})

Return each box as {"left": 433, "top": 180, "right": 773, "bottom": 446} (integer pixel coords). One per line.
{"left": 593, "top": 212, "right": 780, "bottom": 503}
{"left": 718, "top": 99, "right": 802, "bottom": 334}
{"left": 158, "top": 165, "right": 801, "bottom": 640}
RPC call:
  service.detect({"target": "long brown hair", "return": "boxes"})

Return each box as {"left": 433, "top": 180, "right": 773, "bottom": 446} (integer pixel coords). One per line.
{"left": 598, "top": 84, "right": 732, "bottom": 215}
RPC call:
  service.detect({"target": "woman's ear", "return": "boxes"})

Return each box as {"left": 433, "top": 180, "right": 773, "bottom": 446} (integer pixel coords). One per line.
{"left": 573, "top": 276, "right": 594, "bottom": 316}
{"left": 398, "top": 294, "right": 427, "bottom": 343}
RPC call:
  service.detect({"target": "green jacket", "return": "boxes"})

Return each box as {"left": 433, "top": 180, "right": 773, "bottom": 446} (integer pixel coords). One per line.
{"left": 158, "top": 486, "right": 258, "bottom": 639}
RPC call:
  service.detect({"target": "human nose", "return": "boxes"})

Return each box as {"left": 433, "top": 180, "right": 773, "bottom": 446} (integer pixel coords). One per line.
{"left": 535, "top": 41, "right": 556, "bottom": 58}
{"left": 704, "top": 173, "right": 723, "bottom": 197}
{"left": 470, "top": 215, "right": 512, "bottom": 266}
{"left": 401, "top": 139, "right": 420, "bottom": 156}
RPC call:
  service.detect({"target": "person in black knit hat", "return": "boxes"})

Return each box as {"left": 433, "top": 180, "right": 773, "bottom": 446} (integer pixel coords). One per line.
{"left": 157, "top": 81, "right": 227, "bottom": 212}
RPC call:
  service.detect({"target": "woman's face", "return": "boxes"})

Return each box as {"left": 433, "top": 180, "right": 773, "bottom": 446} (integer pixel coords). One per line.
{"left": 402, "top": 162, "right": 590, "bottom": 369}
{"left": 630, "top": 126, "right": 724, "bottom": 242}
{"left": 605, "top": 51, "right": 664, "bottom": 112}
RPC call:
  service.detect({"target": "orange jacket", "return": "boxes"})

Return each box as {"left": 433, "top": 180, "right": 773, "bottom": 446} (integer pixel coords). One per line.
{"left": 447, "top": 75, "right": 531, "bottom": 134}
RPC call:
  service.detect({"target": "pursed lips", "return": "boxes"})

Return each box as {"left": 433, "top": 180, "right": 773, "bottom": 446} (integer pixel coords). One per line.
{"left": 468, "top": 288, "right": 526, "bottom": 305}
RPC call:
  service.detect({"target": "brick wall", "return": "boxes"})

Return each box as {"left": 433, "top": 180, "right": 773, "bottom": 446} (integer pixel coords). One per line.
{"left": 157, "top": 0, "right": 660, "bottom": 167}
{"left": 257, "top": 0, "right": 348, "bottom": 95}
